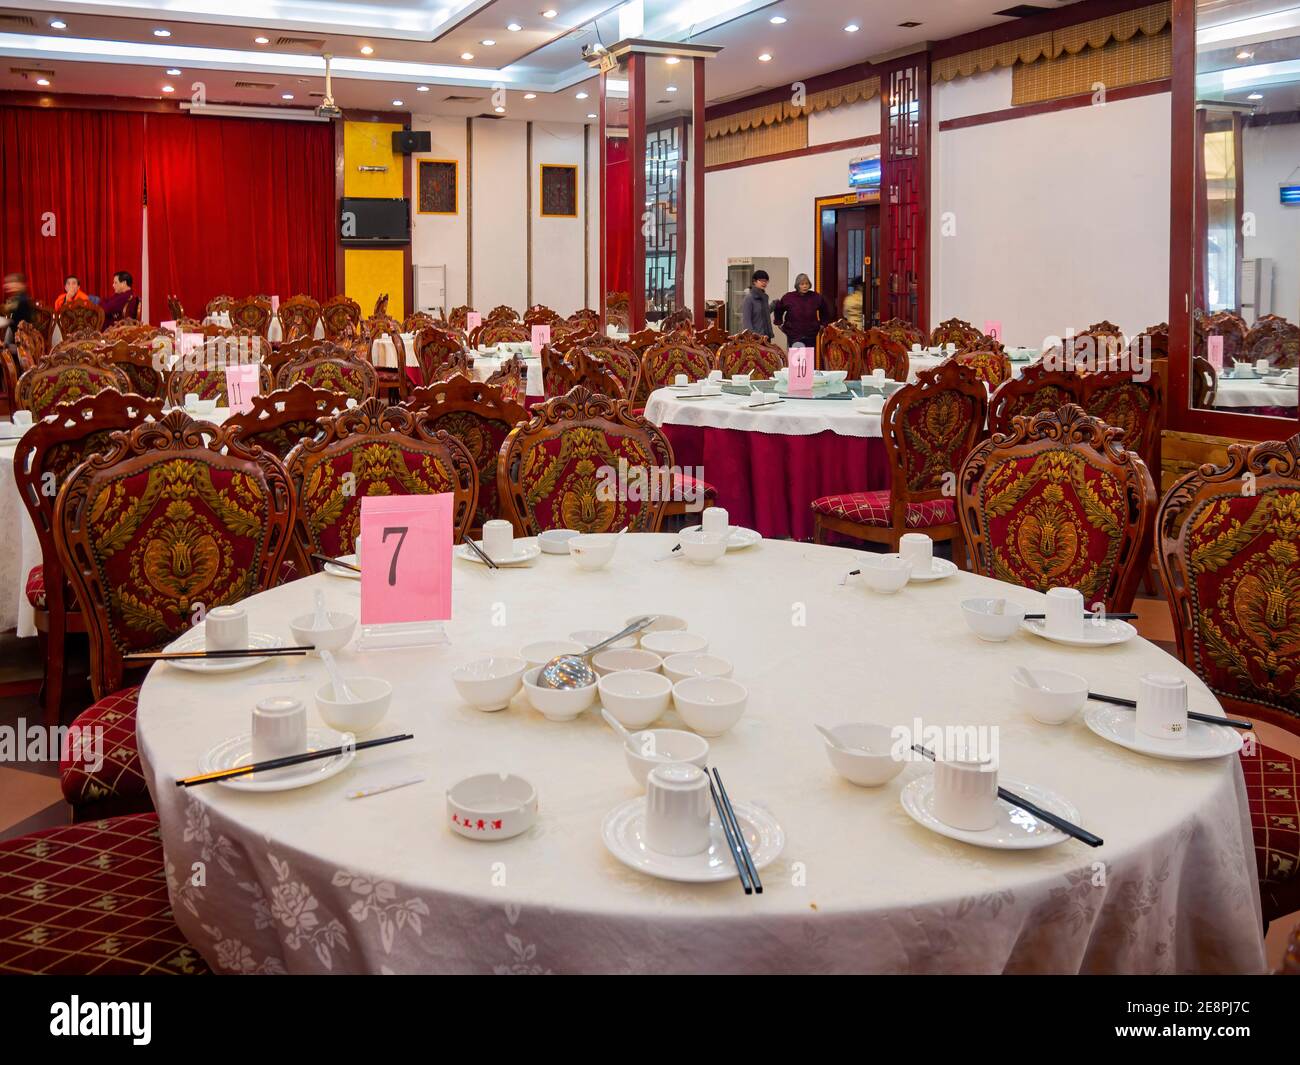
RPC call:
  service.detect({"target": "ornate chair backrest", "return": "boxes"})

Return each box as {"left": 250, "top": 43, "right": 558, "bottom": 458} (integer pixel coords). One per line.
{"left": 403, "top": 311, "right": 437, "bottom": 334}
{"left": 473, "top": 320, "right": 529, "bottom": 348}
{"left": 54, "top": 411, "right": 294, "bottom": 698}
{"left": 166, "top": 295, "right": 185, "bottom": 320}
{"left": 320, "top": 295, "right": 362, "bottom": 340}
{"left": 987, "top": 361, "right": 1085, "bottom": 437}
{"left": 1070, "top": 320, "right": 1126, "bottom": 367}
{"left": 224, "top": 382, "right": 349, "bottom": 460}
{"left": 624, "top": 328, "right": 659, "bottom": 357}
{"left": 230, "top": 297, "right": 273, "bottom": 337}
{"left": 165, "top": 337, "right": 272, "bottom": 405}
{"left": 285, "top": 398, "right": 478, "bottom": 558}
{"left": 524, "top": 305, "right": 562, "bottom": 327}
{"left": 1201, "top": 312, "right": 1245, "bottom": 365}
{"left": 878, "top": 316, "right": 924, "bottom": 350}
{"left": 694, "top": 324, "right": 730, "bottom": 354}
{"left": 1079, "top": 368, "right": 1163, "bottom": 472}
{"left": 487, "top": 305, "right": 519, "bottom": 323}
{"left": 279, "top": 295, "right": 322, "bottom": 342}
{"left": 1131, "top": 321, "right": 1170, "bottom": 362}
{"left": 1155, "top": 434, "right": 1300, "bottom": 726}
{"left": 373, "top": 293, "right": 389, "bottom": 318}
{"left": 1191, "top": 355, "right": 1218, "bottom": 409}
{"left": 1244, "top": 315, "right": 1300, "bottom": 369}
{"left": 928, "top": 317, "right": 981, "bottom": 350}
{"left": 448, "top": 305, "right": 473, "bottom": 331}
{"left": 881, "top": 360, "right": 988, "bottom": 507}
{"left": 205, "top": 295, "right": 235, "bottom": 316}
{"left": 405, "top": 373, "right": 528, "bottom": 533}
{"left": 860, "top": 328, "right": 909, "bottom": 381}
{"left": 541, "top": 344, "right": 578, "bottom": 400}
{"left": 56, "top": 302, "right": 105, "bottom": 338}
{"left": 959, "top": 403, "right": 1156, "bottom": 612}
{"left": 576, "top": 341, "right": 640, "bottom": 398}
{"left": 955, "top": 348, "right": 1013, "bottom": 388}
{"left": 638, "top": 339, "right": 713, "bottom": 402}
{"left": 567, "top": 309, "right": 599, "bottom": 333}
{"left": 14, "top": 389, "right": 164, "bottom": 617}
{"left": 102, "top": 338, "right": 166, "bottom": 398}
{"left": 413, "top": 326, "right": 469, "bottom": 382}
{"left": 30, "top": 302, "right": 55, "bottom": 345}
{"left": 421, "top": 349, "right": 472, "bottom": 385}
{"left": 821, "top": 326, "right": 867, "bottom": 375}
{"left": 16, "top": 351, "right": 131, "bottom": 416}
{"left": 276, "top": 352, "right": 378, "bottom": 402}
{"left": 568, "top": 349, "right": 627, "bottom": 398}
{"left": 716, "top": 335, "right": 784, "bottom": 379}
{"left": 554, "top": 330, "right": 595, "bottom": 355}
{"left": 16, "top": 321, "right": 45, "bottom": 366}
{"left": 661, "top": 308, "right": 693, "bottom": 332}
{"left": 497, "top": 386, "right": 674, "bottom": 535}
{"left": 486, "top": 355, "right": 526, "bottom": 405}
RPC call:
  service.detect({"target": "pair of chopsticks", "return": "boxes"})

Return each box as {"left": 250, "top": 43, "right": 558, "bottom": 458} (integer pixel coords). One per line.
{"left": 1086, "top": 691, "right": 1253, "bottom": 730}
{"left": 176, "top": 733, "right": 414, "bottom": 787}
{"left": 312, "top": 552, "right": 360, "bottom": 574}
{"left": 911, "top": 744, "right": 1103, "bottom": 848}
{"left": 1023, "top": 612, "right": 1137, "bottom": 621}
{"left": 707, "top": 766, "right": 761, "bottom": 894}
{"left": 463, "top": 537, "right": 500, "bottom": 570}
{"left": 126, "top": 645, "right": 315, "bottom": 663}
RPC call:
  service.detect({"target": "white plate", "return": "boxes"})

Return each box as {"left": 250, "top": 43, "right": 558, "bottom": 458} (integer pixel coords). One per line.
{"left": 322, "top": 553, "right": 361, "bottom": 581}
{"left": 1083, "top": 704, "right": 1243, "bottom": 760}
{"left": 455, "top": 539, "right": 541, "bottom": 567}
{"left": 899, "top": 775, "right": 1079, "bottom": 850}
{"left": 1020, "top": 617, "right": 1136, "bottom": 647}
{"left": 602, "top": 797, "right": 785, "bottom": 883}
{"left": 162, "top": 629, "right": 285, "bottom": 673}
{"left": 880, "top": 554, "right": 958, "bottom": 582}
{"left": 680, "top": 524, "right": 762, "bottom": 550}
{"left": 199, "top": 728, "right": 355, "bottom": 792}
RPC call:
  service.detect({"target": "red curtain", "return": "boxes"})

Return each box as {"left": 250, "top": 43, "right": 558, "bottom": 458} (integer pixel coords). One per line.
{"left": 0, "top": 106, "right": 145, "bottom": 307}
{"left": 144, "top": 113, "right": 334, "bottom": 321}
{"left": 605, "top": 136, "right": 632, "bottom": 297}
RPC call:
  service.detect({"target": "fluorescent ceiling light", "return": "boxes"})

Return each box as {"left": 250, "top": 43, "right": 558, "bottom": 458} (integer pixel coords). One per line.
{"left": 183, "top": 101, "right": 328, "bottom": 121}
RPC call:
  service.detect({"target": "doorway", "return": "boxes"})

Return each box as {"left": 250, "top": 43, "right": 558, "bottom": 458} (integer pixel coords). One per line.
{"left": 815, "top": 193, "right": 881, "bottom": 325}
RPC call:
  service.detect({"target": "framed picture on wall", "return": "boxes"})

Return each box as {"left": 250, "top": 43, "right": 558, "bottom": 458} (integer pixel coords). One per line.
{"left": 540, "top": 163, "right": 578, "bottom": 217}
{"left": 418, "top": 159, "right": 458, "bottom": 215}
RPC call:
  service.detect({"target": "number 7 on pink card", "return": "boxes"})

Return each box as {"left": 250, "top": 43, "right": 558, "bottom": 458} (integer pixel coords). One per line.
{"left": 359, "top": 494, "right": 453, "bottom": 624}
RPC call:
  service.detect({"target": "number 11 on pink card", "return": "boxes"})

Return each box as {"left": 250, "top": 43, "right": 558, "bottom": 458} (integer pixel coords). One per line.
{"left": 359, "top": 494, "right": 453, "bottom": 625}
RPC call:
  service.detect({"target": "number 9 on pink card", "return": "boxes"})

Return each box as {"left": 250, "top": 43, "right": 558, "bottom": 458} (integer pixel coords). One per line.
{"left": 359, "top": 494, "right": 453, "bottom": 625}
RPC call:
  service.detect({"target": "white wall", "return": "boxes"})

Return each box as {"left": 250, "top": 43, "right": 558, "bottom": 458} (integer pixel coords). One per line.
{"left": 809, "top": 97, "right": 880, "bottom": 145}
{"left": 410, "top": 115, "right": 469, "bottom": 312}
{"left": 1242, "top": 121, "right": 1300, "bottom": 322}
{"left": 530, "top": 121, "right": 588, "bottom": 314}
{"left": 470, "top": 118, "right": 528, "bottom": 312}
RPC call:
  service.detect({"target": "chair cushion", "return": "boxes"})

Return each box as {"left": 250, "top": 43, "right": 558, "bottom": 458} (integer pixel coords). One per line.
{"left": 0, "top": 813, "right": 208, "bottom": 974}
{"left": 1242, "top": 742, "right": 1300, "bottom": 917}
{"left": 812, "top": 489, "right": 956, "bottom": 529}
{"left": 672, "top": 471, "right": 717, "bottom": 501}
{"left": 59, "top": 688, "right": 148, "bottom": 807}
{"left": 24, "top": 565, "right": 45, "bottom": 610}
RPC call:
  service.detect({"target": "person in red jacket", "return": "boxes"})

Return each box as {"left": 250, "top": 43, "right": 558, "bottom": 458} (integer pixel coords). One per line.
{"left": 772, "top": 273, "right": 832, "bottom": 349}
{"left": 53, "top": 274, "right": 93, "bottom": 312}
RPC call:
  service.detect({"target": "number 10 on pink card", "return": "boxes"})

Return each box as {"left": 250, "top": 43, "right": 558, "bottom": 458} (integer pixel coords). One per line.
{"left": 359, "top": 494, "right": 453, "bottom": 625}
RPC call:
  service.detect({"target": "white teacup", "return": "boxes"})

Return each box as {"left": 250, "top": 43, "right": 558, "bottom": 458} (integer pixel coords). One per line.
{"left": 1044, "top": 587, "right": 1085, "bottom": 640}
{"left": 931, "top": 757, "right": 999, "bottom": 831}
{"left": 707, "top": 369, "right": 723, "bottom": 382}
{"left": 898, "top": 533, "right": 933, "bottom": 575}
{"left": 731, "top": 373, "right": 750, "bottom": 386}
{"left": 204, "top": 605, "right": 248, "bottom": 652}
{"left": 872, "top": 368, "right": 887, "bottom": 383}
{"left": 643, "top": 763, "right": 711, "bottom": 856}
{"left": 482, "top": 519, "right": 514, "bottom": 561}
{"left": 251, "top": 696, "right": 307, "bottom": 764}
{"left": 701, "top": 505, "right": 730, "bottom": 537}
{"left": 674, "top": 373, "right": 688, "bottom": 387}
{"left": 184, "top": 392, "right": 200, "bottom": 409}
{"left": 911, "top": 343, "right": 922, "bottom": 353}
{"left": 1136, "top": 672, "right": 1188, "bottom": 740}
{"left": 11, "top": 409, "right": 33, "bottom": 428}
{"left": 1256, "top": 358, "right": 1271, "bottom": 375}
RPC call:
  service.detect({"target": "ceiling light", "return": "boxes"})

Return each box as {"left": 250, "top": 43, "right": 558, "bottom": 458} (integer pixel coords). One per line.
{"left": 576, "top": 90, "right": 588, "bottom": 99}
{"left": 49, "top": 19, "right": 67, "bottom": 29}
{"left": 770, "top": 15, "right": 786, "bottom": 24}
{"left": 282, "top": 93, "right": 294, "bottom": 100}
{"left": 360, "top": 44, "right": 374, "bottom": 55}
{"left": 1248, "top": 92, "right": 1263, "bottom": 100}
{"left": 666, "top": 85, "right": 677, "bottom": 92}
{"left": 153, "top": 28, "right": 171, "bottom": 37}
{"left": 392, "top": 99, "right": 403, "bottom": 106}
{"left": 1237, "top": 49, "right": 1254, "bottom": 60}
{"left": 461, "top": 51, "right": 474, "bottom": 60}
{"left": 35, "top": 77, "right": 50, "bottom": 87}
{"left": 508, "top": 22, "right": 522, "bottom": 32}
{"left": 587, "top": 113, "right": 597, "bottom": 119}
{"left": 845, "top": 23, "right": 860, "bottom": 33}
{"left": 162, "top": 85, "right": 174, "bottom": 93}
{"left": 524, "top": 92, "right": 537, "bottom": 99}
{"left": 166, "top": 68, "right": 182, "bottom": 76}
{"left": 758, "top": 53, "right": 772, "bottom": 62}
{"left": 494, "top": 106, "right": 505, "bottom": 113}
{"left": 665, "top": 56, "right": 680, "bottom": 65}
{"left": 482, "top": 39, "right": 495, "bottom": 46}
{"left": 417, "top": 85, "right": 430, "bottom": 92}
{"left": 254, "top": 36, "right": 269, "bottom": 44}
{"left": 542, "top": 8, "right": 557, "bottom": 17}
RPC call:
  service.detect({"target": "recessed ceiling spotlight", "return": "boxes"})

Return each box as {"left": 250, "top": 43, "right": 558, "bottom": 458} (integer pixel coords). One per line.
{"left": 665, "top": 56, "right": 680, "bottom": 65}
{"left": 495, "top": 105, "right": 505, "bottom": 113}
{"left": 587, "top": 113, "right": 597, "bottom": 119}
{"left": 360, "top": 44, "right": 374, "bottom": 55}
{"left": 844, "top": 23, "right": 860, "bottom": 33}
{"left": 1237, "top": 49, "right": 1254, "bottom": 60}
{"left": 35, "top": 77, "right": 50, "bottom": 86}
{"left": 770, "top": 15, "right": 786, "bottom": 24}
{"left": 461, "top": 51, "right": 474, "bottom": 60}
{"left": 482, "top": 39, "right": 495, "bottom": 46}
{"left": 417, "top": 85, "right": 430, "bottom": 92}
{"left": 508, "top": 22, "right": 522, "bottom": 32}
{"left": 1248, "top": 92, "right": 1264, "bottom": 100}
{"left": 524, "top": 92, "right": 537, "bottom": 99}
{"left": 282, "top": 93, "right": 294, "bottom": 100}
{"left": 254, "top": 36, "right": 269, "bottom": 44}
{"left": 576, "top": 90, "right": 588, "bottom": 99}
{"left": 166, "top": 68, "right": 182, "bottom": 76}
{"left": 392, "top": 99, "right": 403, "bottom": 106}
{"left": 758, "top": 53, "right": 772, "bottom": 62}
{"left": 153, "top": 28, "right": 171, "bottom": 37}
{"left": 49, "top": 18, "right": 67, "bottom": 29}
{"left": 666, "top": 85, "right": 677, "bottom": 92}
{"left": 542, "top": 8, "right": 558, "bottom": 17}
{"left": 161, "top": 84, "right": 174, "bottom": 93}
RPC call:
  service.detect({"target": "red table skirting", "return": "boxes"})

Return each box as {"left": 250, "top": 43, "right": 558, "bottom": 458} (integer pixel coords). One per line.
{"left": 661, "top": 424, "right": 891, "bottom": 542}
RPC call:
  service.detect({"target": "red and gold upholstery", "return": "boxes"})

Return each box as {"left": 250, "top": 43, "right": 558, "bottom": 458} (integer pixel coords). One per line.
{"left": 987, "top": 362, "right": 1084, "bottom": 438}
{"left": 0, "top": 813, "right": 209, "bottom": 975}
{"left": 55, "top": 301, "right": 105, "bottom": 338}
{"left": 25, "top": 565, "right": 45, "bottom": 610}
{"left": 567, "top": 308, "right": 599, "bottom": 333}
{"left": 229, "top": 297, "right": 272, "bottom": 337}
{"left": 1069, "top": 320, "right": 1125, "bottom": 366}
{"left": 413, "top": 326, "right": 468, "bottom": 383}
{"left": 487, "top": 304, "right": 519, "bottom": 323}
{"left": 820, "top": 325, "right": 865, "bottom": 375}
{"left": 638, "top": 340, "right": 713, "bottom": 403}
{"left": 1080, "top": 368, "right": 1162, "bottom": 473}
{"left": 928, "top": 317, "right": 982, "bottom": 350}
{"left": 1241, "top": 742, "right": 1300, "bottom": 922}
{"left": 878, "top": 316, "right": 924, "bottom": 350}
{"left": 447, "top": 305, "right": 473, "bottom": 331}
{"left": 486, "top": 355, "right": 526, "bottom": 405}
{"left": 54, "top": 411, "right": 295, "bottom": 701}
{"left": 57, "top": 687, "right": 149, "bottom": 809}
{"left": 16, "top": 320, "right": 45, "bottom": 366}
{"left": 577, "top": 341, "right": 640, "bottom": 398}
{"left": 275, "top": 352, "right": 378, "bottom": 402}
{"left": 812, "top": 361, "right": 987, "bottom": 558}
{"left": 716, "top": 336, "right": 784, "bottom": 380}
{"left": 165, "top": 350, "right": 274, "bottom": 407}
{"left": 959, "top": 403, "right": 1156, "bottom": 612}
{"left": 859, "top": 328, "right": 909, "bottom": 381}
{"left": 285, "top": 399, "right": 478, "bottom": 560}
{"left": 472, "top": 320, "right": 529, "bottom": 348}
{"left": 498, "top": 386, "right": 675, "bottom": 535}
{"left": 320, "top": 295, "right": 362, "bottom": 341}
{"left": 956, "top": 349, "right": 1013, "bottom": 387}
{"left": 279, "top": 295, "right": 321, "bottom": 341}
{"left": 1198, "top": 311, "right": 1244, "bottom": 365}
{"left": 406, "top": 374, "right": 528, "bottom": 534}
{"left": 224, "top": 382, "right": 349, "bottom": 460}
{"left": 205, "top": 295, "right": 234, "bottom": 316}
{"left": 102, "top": 339, "right": 165, "bottom": 398}
{"left": 1244, "top": 314, "right": 1300, "bottom": 370}
{"left": 15, "top": 352, "right": 130, "bottom": 417}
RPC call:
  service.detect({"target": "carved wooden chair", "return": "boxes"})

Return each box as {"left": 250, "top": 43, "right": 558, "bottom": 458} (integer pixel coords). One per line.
{"left": 820, "top": 325, "right": 867, "bottom": 375}
{"left": 165, "top": 343, "right": 273, "bottom": 406}
{"left": 166, "top": 294, "right": 185, "bottom": 320}
{"left": 54, "top": 412, "right": 294, "bottom": 818}
{"left": 419, "top": 349, "right": 473, "bottom": 386}
{"left": 372, "top": 293, "right": 389, "bottom": 318}
{"left": 413, "top": 326, "right": 469, "bottom": 383}
{"left": 205, "top": 295, "right": 235, "bottom": 317}
{"left": 1079, "top": 368, "right": 1163, "bottom": 477}
{"left": 716, "top": 335, "right": 784, "bottom": 380}
{"left": 487, "top": 304, "right": 520, "bottom": 324}
{"left": 285, "top": 399, "right": 478, "bottom": 565}
{"left": 357, "top": 314, "right": 409, "bottom": 400}
{"left": 812, "top": 361, "right": 988, "bottom": 562}
{"left": 498, "top": 386, "right": 676, "bottom": 535}
{"left": 638, "top": 339, "right": 713, "bottom": 404}
{"left": 567, "top": 308, "right": 600, "bottom": 333}
{"left": 279, "top": 295, "right": 322, "bottom": 342}
{"left": 16, "top": 351, "right": 131, "bottom": 416}
{"left": 987, "top": 361, "right": 1085, "bottom": 438}
{"left": 661, "top": 308, "right": 694, "bottom": 332}
{"left": 693, "top": 323, "right": 730, "bottom": 355}
{"left": 447, "top": 305, "right": 473, "bottom": 331}
{"left": 229, "top": 296, "right": 273, "bottom": 337}
{"left": 878, "top": 316, "right": 924, "bottom": 350}
{"left": 524, "top": 305, "right": 563, "bottom": 327}
{"left": 14, "top": 389, "right": 164, "bottom": 723}
{"left": 224, "top": 381, "right": 350, "bottom": 460}
{"left": 16, "top": 320, "right": 46, "bottom": 365}
{"left": 576, "top": 341, "right": 640, "bottom": 398}
{"left": 958, "top": 403, "right": 1156, "bottom": 612}
{"left": 101, "top": 339, "right": 166, "bottom": 398}
{"left": 955, "top": 348, "right": 1014, "bottom": 388}
{"left": 1155, "top": 433, "right": 1300, "bottom": 924}
{"left": 486, "top": 355, "right": 526, "bottom": 405}
{"left": 1200, "top": 311, "right": 1245, "bottom": 365}
{"left": 1245, "top": 314, "right": 1300, "bottom": 369}
{"left": 320, "top": 295, "right": 362, "bottom": 341}
{"left": 1191, "top": 355, "right": 1218, "bottom": 409}
{"left": 473, "top": 320, "right": 529, "bottom": 348}
{"left": 403, "top": 311, "right": 437, "bottom": 334}
{"left": 55, "top": 302, "right": 105, "bottom": 339}
{"left": 1068, "top": 320, "right": 1126, "bottom": 368}
{"left": 1131, "top": 321, "right": 1170, "bottom": 362}
{"left": 275, "top": 351, "right": 378, "bottom": 402}
{"left": 859, "top": 328, "right": 909, "bottom": 380}
{"left": 928, "top": 317, "right": 982, "bottom": 350}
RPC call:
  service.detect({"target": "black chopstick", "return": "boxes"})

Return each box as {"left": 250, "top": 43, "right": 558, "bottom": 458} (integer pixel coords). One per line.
{"left": 911, "top": 744, "right": 1103, "bottom": 848}
{"left": 1023, "top": 612, "right": 1137, "bottom": 621}
{"left": 177, "top": 733, "right": 414, "bottom": 787}
{"left": 707, "top": 771, "right": 751, "bottom": 895}
{"left": 463, "top": 536, "right": 500, "bottom": 570}
{"left": 125, "top": 645, "right": 316, "bottom": 662}
{"left": 712, "top": 767, "right": 761, "bottom": 893}
{"left": 1086, "top": 691, "right": 1253, "bottom": 730}
{"left": 312, "top": 552, "right": 360, "bottom": 573}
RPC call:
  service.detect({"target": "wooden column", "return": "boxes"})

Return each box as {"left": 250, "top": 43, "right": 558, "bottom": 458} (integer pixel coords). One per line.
{"left": 878, "top": 53, "right": 931, "bottom": 332}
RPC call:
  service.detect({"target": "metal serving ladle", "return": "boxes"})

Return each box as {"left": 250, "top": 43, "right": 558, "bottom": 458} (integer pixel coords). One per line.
{"left": 536, "top": 615, "right": 659, "bottom": 691}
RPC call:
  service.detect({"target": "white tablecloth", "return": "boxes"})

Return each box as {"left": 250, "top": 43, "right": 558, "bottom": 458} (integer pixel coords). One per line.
{"left": 136, "top": 535, "right": 1264, "bottom": 974}
{"left": 1211, "top": 376, "right": 1299, "bottom": 409}
{"left": 644, "top": 389, "right": 882, "bottom": 438}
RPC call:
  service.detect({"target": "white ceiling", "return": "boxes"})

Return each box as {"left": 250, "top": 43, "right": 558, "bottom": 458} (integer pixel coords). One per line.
{"left": 0, "top": 0, "right": 1086, "bottom": 120}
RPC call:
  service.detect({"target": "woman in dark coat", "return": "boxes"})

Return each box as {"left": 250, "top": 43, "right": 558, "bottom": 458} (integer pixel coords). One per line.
{"left": 772, "top": 273, "right": 832, "bottom": 349}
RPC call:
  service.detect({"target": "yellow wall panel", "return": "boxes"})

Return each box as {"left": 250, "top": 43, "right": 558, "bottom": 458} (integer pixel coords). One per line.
{"left": 345, "top": 249, "right": 405, "bottom": 323}
{"left": 342, "top": 120, "right": 406, "bottom": 318}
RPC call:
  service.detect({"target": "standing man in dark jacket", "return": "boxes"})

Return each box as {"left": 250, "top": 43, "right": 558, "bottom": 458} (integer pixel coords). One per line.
{"left": 741, "top": 269, "right": 773, "bottom": 338}
{"left": 772, "top": 273, "right": 832, "bottom": 349}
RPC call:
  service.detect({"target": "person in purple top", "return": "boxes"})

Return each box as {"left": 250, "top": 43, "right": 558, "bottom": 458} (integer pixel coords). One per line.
{"left": 772, "top": 273, "right": 832, "bottom": 349}
{"left": 101, "top": 270, "right": 139, "bottom": 326}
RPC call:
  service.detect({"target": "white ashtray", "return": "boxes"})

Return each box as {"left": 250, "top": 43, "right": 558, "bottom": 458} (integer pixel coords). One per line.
{"left": 539, "top": 529, "right": 581, "bottom": 555}
{"left": 447, "top": 773, "right": 537, "bottom": 840}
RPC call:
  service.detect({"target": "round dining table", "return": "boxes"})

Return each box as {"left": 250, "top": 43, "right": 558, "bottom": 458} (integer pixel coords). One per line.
{"left": 136, "top": 534, "right": 1265, "bottom": 974}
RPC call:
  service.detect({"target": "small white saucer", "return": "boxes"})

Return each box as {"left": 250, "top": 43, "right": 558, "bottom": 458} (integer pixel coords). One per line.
{"left": 602, "top": 796, "right": 785, "bottom": 883}
{"left": 455, "top": 539, "right": 541, "bottom": 566}
{"left": 880, "top": 555, "right": 958, "bottom": 582}
{"left": 899, "top": 775, "right": 1078, "bottom": 850}
{"left": 322, "top": 553, "right": 361, "bottom": 581}
{"left": 163, "top": 629, "right": 285, "bottom": 673}
{"left": 199, "top": 728, "right": 355, "bottom": 791}
{"left": 679, "top": 524, "right": 762, "bottom": 550}
{"left": 1083, "top": 704, "right": 1243, "bottom": 760}
{"left": 1021, "top": 617, "right": 1136, "bottom": 647}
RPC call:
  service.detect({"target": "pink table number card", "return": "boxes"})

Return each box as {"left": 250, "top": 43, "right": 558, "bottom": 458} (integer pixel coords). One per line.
{"left": 1207, "top": 334, "right": 1224, "bottom": 371}
{"left": 466, "top": 311, "right": 483, "bottom": 334}
{"left": 531, "top": 323, "right": 551, "bottom": 350}
{"left": 358, "top": 494, "right": 453, "bottom": 648}
{"left": 223, "top": 362, "right": 261, "bottom": 415}
{"left": 983, "top": 320, "right": 1002, "bottom": 342}
{"left": 788, "top": 343, "right": 814, "bottom": 396}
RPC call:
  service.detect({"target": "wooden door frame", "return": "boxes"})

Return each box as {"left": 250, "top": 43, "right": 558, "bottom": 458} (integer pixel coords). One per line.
{"left": 814, "top": 191, "right": 880, "bottom": 299}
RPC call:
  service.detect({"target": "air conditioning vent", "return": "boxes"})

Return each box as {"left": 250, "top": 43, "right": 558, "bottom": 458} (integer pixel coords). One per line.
{"left": 235, "top": 80, "right": 277, "bottom": 90}
{"left": 275, "top": 36, "right": 327, "bottom": 50}
{"left": 477, "top": 112, "right": 504, "bottom": 120}
{"left": 898, "top": 21, "right": 922, "bottom": 28}
{"left": 11, "top": 66, "right": 55, "bottom": 80}
{"left": 0, "top": 15, "right": 35, "bottom": 29}
{"left": 444, "top": 94, "right": 482, "bottom": 103}
{"left": 994, "top": 5, "right": 1053, "bottom": 17}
